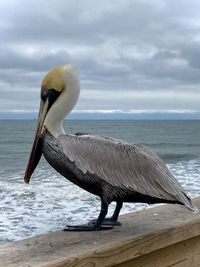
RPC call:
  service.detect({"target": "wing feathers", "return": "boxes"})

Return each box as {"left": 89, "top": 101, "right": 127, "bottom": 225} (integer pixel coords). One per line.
{"left": 57, "top": 134, "right": 192, "bottom": 207}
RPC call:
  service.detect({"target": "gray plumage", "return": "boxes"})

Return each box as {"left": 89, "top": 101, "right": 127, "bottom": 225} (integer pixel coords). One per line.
{"left": 42, "top": 130, "right": 194, "bottom": 210}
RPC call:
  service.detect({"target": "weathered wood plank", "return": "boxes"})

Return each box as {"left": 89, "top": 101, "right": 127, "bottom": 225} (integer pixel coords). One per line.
{"left": 116, "top": 235, "right": 200, "bottom": 267}
{"left": 1, "top": 197, "right": 200, "bottom": 267}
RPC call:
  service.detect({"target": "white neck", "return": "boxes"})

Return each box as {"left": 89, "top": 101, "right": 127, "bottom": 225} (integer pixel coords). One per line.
{"left": 44, "top": 69, "right": 80, "bottom": 138}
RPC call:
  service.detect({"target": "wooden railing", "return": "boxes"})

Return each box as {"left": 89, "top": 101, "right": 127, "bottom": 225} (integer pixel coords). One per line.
{"left": 1, "top": 197, "right": 200, "bottom": 267}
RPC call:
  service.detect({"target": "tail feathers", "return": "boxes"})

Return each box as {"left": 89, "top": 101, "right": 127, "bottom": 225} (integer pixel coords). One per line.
{"left": 180, "top": 193, "right": 198, "bottom": 213}
{"left": 184, "top": 203, "right": 199, "bottom": 213}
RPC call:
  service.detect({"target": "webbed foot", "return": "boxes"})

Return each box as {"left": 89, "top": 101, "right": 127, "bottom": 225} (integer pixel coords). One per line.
{"left": 88, "top": 218, "right": 121, "bottom": 226}
{"left": 63, "top": 223, "right": 113, "bottom": 231}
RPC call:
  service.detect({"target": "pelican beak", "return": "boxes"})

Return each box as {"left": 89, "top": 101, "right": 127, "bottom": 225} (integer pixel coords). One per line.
{"left": 24, "top": 99, "right": 49, "bottom": 183}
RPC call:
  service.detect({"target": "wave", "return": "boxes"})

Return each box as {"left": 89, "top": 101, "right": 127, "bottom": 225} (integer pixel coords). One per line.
{"left": 140, "top": 143, "right": 199, "bottom": 162}
{"left": 143, "top": 142, "right": 200, "bottom": 148}
{"left": 168, "top": 157, "right": 200, "bottom": 197}
{"left": 162, "top": 153, "right": 195, "bottom": 162}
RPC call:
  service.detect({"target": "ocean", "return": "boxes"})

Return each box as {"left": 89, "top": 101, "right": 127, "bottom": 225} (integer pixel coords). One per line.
{"left": 0, "top": 120, "right": 200, "bottom": 243}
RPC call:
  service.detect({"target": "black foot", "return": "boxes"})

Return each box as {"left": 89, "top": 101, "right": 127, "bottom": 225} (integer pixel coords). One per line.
{"left": 88, "top": 218, "right": 121, "bottom": 226}
{"left": 63, "top": 223, "right": 113, "bottom": 231}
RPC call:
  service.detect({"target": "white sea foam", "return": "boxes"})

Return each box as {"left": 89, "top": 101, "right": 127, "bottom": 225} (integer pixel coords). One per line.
{"left": 0, "top": 158, "right": 200, "bottom": 243}
{"left": 168, "top": 158, "right": 200, "bottom": 197}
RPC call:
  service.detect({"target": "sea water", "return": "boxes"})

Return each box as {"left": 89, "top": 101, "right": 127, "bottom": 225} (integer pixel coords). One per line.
{"left": 0, "top": 120, "right": 200, "bottom": 242}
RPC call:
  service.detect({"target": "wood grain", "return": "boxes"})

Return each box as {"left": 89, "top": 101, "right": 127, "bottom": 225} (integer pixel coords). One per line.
{"left": 116, "top": 235, "right": 200, "bottom": 267}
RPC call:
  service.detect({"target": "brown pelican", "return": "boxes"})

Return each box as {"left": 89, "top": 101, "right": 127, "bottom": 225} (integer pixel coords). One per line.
{"left": 24, "top": 65, "right": 196, "bottom": 231}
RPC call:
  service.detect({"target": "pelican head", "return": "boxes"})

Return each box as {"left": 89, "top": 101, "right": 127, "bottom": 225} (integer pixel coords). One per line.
{"left": 24, "top": 64, "right": 80, "bottom": 183}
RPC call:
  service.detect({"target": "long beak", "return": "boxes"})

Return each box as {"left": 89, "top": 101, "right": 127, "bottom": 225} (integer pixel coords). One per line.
{"left": 24, "top": 99, "right": 49, "bottom": 183}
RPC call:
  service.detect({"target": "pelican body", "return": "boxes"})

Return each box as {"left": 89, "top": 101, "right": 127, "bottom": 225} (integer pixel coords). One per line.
{"left": 24, "top": 65, "right": 195, "bottom": 231}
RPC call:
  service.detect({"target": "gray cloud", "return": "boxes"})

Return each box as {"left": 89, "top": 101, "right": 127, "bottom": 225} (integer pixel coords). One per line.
{"left": 0, "top": 0, "right": 200, "bottom": 113}
{"left": 0, "top": 48, "right": 73, "bottom": 71}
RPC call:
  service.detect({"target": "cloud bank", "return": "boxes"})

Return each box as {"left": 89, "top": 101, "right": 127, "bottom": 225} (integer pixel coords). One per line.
{"left": 0, "top": 0, "right": 200, "bottom": 117}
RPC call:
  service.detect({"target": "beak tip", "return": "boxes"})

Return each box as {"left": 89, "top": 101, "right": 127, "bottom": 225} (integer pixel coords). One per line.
{"left": 24, "top": 176, "right": 30, "bottom": 184}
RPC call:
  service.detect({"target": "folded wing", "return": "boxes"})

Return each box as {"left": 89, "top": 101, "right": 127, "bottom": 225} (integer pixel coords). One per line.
{"left": 57, "top": 133, "right": 193, "bottom": 209}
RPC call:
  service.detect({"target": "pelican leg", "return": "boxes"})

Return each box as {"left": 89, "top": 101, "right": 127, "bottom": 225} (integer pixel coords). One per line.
{"left": 89, "top": 201, "right": 123, "bottom": 226}
{"left": 63, "top": 201, "right": 113, "bottom": 231}
{"left": 109, "top": 201, "right": 123, "bottom": 225}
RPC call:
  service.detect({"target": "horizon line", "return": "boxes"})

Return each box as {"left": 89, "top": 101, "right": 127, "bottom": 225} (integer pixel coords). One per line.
{"left": 0, "top": 110, "right": 200, "bottom": 120}
{"left": 0, "top": 109, "right": 200, "bottom": 114}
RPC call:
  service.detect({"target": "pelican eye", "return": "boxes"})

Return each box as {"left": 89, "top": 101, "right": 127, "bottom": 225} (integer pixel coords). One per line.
{"left": 41, "top": 89, "right": 49, "bottom": 102}
{"left": 41, "top": 89, "right": 60, "bottom": 102}
{"left": 41, "top": 89, "right": 61, "bottom": 112}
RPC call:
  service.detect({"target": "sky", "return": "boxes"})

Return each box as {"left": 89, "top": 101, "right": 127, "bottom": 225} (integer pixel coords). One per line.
{"left": 0, "top": 0, "right": 200, "bottom": 119}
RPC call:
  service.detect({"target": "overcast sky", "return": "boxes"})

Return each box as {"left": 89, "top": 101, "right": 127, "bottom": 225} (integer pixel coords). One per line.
{"left": 1, "top": 0, "right": 200, "bottom": 118}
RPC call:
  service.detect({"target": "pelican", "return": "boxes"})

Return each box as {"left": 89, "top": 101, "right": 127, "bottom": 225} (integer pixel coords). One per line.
{"left": 24, "top": 65, "right": 196, "bottom": 231}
